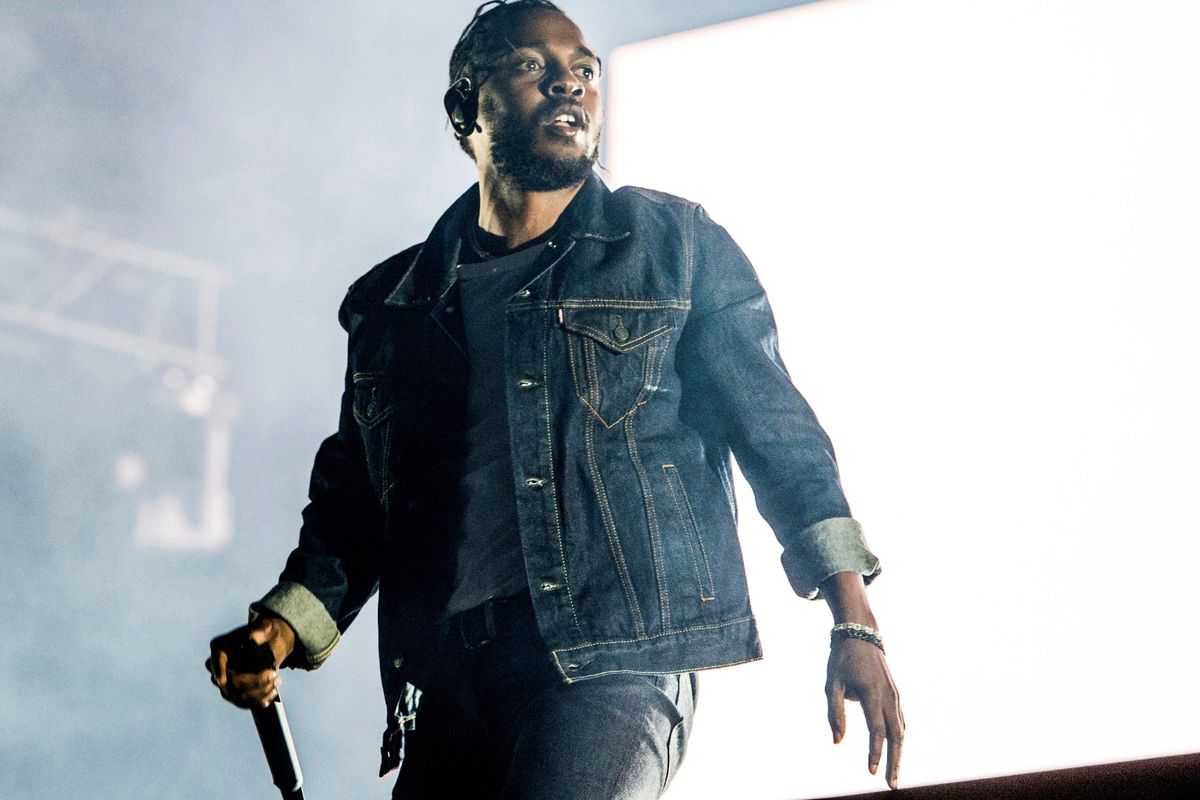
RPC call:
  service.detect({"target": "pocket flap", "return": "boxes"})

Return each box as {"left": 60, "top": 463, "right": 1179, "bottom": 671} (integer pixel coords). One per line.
{"left": 352, "top": 373, "right": 395, "bottom": 428}
{"left": 561, "top": 308, "right": 675, "bottom": 354}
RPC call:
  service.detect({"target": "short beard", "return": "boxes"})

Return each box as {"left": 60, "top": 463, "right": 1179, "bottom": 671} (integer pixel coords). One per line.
{"left": 482, "top": 95, "right": 600, "bottom": 192}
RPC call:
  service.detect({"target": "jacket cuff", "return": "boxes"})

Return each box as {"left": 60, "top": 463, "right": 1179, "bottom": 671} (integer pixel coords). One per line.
{"left": 780, "top": 517, "right": 881, "bottom": 600}
{"left": 250, "top": 581, "right": 341, "bottom": 669}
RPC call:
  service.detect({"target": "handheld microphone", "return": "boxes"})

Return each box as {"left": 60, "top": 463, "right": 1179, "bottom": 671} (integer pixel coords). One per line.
{"left": 214, "top": 626, "right": 307, "bottom": 800}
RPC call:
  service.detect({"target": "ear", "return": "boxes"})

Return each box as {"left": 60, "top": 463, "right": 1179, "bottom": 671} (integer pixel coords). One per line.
{"left": 444, "top": 77, "right": 480, "bottom": 137}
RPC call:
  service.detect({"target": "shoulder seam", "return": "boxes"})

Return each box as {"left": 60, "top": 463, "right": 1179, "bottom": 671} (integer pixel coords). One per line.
{"left": 620, "top": 185, "right": 700, "bottom": 210}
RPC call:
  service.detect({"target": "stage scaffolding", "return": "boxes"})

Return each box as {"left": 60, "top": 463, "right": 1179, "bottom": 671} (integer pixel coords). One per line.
{"left": 0, "top": 206, "right": 235, "bottom": 551}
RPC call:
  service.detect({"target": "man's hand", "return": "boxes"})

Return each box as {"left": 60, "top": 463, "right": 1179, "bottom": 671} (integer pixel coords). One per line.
{"left": 206, "top": 615, "right": 297, "bottom": 709}
{"left": 819, "top": 571, "right": 904, "bottom": 789}
{"left": 826, "top": 636, "right": 904, "bottom": 790}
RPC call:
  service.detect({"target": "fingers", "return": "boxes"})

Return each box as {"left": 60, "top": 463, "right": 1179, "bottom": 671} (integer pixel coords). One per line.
{"left": 207, "top": 647, "right": 228, "bottom": 686}
{"left": 884, "top": 686, "right": 905, "bottom": 790}
{"left": 207, "top": 627, "right": 281, "bottom": 709}
{"left": 859, "top": 669, "right": 904, "bottom": 789}
{"left": 226, "top": 668, "right": 281, "bottom": 708}
{"left": 861, "top": 692, "right": 886, "bottom": 777}
{"left": 825, "top": 680, "right": 846, "bottom": 744}
{"left": 248, "top": 616, "right": 275, "bottom": 647}
{"left": 885, "top": 711, "right": 904, "bottom": 790}
{"left": 249, "top": 614, "right": 297, "bottom": 669}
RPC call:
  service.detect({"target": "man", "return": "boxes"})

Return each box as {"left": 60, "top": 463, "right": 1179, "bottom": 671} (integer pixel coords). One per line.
{"left": 208, "top": 1, "right": 904, "bottom": 797}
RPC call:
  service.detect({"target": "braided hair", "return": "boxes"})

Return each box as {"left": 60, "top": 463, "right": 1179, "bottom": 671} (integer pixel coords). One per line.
{"left": 449, "top": 0, "right": 566, "bottom": 85}
{"left": 448, "top": 0, "right": 567, "bottom": 154}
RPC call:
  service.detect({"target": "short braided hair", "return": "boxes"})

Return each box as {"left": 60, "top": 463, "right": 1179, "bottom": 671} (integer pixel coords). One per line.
{"left": 448, "top": 0, "right": 566, "bottom": 86}
{"left": 447, "top": 1, "right": 568, "bottom": 155}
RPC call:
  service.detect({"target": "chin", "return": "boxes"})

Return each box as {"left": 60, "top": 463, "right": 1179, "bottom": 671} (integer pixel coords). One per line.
{"left": 489, "top": 127, "right": 599, "bottom": 191}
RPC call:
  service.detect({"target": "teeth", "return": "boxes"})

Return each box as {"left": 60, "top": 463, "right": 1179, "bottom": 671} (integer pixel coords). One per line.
{"left": 554, "top": 114, "right": 577, "bottom": 124}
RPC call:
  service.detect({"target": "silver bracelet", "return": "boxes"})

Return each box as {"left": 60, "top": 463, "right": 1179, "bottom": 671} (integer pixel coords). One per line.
{"left": 831, "top": 622, "right": 885, "bottom": 653}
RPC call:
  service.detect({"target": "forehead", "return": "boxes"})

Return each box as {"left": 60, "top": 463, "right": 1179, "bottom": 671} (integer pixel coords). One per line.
{"left": 506, "top": 9, "right": 593, "bottom": 55}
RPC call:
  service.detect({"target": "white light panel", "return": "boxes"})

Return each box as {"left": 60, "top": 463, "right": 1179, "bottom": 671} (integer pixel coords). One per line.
{"left": 607, "top": 1, "right": 1200, "bottom": 797}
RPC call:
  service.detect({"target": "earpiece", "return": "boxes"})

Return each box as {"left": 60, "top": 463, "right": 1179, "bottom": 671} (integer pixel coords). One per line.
{"left": 444, "top": 77, "right": 480, "bottom": 137}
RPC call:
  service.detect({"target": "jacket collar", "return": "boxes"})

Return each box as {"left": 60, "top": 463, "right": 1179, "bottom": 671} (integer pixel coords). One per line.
{"left": 385, "top": 171, "right": 629, "bottom": 308}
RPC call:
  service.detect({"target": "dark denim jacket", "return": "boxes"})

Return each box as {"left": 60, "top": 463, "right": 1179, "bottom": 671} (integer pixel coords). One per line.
{"left": 253, "top": 174, "right": 879, "bottom": 749}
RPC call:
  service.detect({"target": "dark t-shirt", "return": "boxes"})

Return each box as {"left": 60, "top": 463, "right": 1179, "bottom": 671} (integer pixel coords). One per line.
{"left": 444, "top": 228, "right": 550, "bottom": 617}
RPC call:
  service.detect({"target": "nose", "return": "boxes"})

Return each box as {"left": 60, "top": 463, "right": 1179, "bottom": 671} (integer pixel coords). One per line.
{"left": 544, "top": 65, "right": 584, "bottom": 98}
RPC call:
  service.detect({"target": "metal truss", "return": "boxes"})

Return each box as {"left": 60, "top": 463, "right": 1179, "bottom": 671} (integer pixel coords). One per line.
{"left": 0, "top": 206, "right": 236, "bottom": 551}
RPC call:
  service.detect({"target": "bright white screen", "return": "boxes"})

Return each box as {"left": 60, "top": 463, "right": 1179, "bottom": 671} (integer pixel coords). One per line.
{"left": 607, "top": 1, "right": 1200, "bottom": 797}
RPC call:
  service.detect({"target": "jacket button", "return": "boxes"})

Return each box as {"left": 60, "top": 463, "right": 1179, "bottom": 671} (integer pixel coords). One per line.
{"left": 613, "top": 324, "right": 630, "bottom": 343}
{"left": 546, "top": 240, "right": 556, "bottom": 249}
{"left": 524, "top": 477, "right": 547, "bottom": 488}
{"left": 392, "top": 657, "right": 403, "bottom": 669}
{"left": 540, "top": 581, "right": 562, "bottom": 592}
{"left": 517, "top": 378, "right": 539, "bottom": 389}
{"left": 515, "top": 288, "right": 532, "bottom": 299}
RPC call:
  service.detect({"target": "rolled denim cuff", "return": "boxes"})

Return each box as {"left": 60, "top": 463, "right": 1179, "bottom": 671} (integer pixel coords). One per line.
{"left": 780, "top": 517, "right": 881, "bottom": 600}
{"left": 250, "top": 581, "right": 341, "bottom": 670}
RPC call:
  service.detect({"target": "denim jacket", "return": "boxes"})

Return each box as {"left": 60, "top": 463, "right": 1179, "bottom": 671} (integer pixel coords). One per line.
{"left": 253, "top": 174, "right": 880, "bottom": 754}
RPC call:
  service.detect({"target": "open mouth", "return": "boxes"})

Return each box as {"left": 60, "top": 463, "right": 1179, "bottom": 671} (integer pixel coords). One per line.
{"left": 546, "top": 108, "right": 584, "bottom": 134}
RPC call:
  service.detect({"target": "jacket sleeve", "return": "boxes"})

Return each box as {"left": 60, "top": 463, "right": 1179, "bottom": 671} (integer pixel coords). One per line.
{"left": 250, "top": 287, "right": 387, "bottom": 669}
{"left": 675, "top": 204, "right": 880, "bottom": 600}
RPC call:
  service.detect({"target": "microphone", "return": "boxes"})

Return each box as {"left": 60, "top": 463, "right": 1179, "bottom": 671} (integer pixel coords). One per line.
{"left": 213, "top": 626, "right": 307, "bottom": 800}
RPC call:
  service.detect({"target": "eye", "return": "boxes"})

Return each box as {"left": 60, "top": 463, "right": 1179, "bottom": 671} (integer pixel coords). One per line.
{"left": 519, "top": 58, "right": 542, "bottom": 73}
{"left": 576, "top": 65, "right": 595, "bottom": 81}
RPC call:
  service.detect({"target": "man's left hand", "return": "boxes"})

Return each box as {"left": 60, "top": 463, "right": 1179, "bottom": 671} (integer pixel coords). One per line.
{"left": 826, "top": 637, "right": 904, "bottom": 789}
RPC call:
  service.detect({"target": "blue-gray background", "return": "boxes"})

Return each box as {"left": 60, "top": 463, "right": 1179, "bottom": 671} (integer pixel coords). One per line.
{"left": 0, "top": 2, "right": 814, "bottom": 798}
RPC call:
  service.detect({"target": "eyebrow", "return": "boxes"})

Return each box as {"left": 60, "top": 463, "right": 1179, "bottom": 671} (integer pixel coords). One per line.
{"left": 508, "top": 39, "right": 601, "bottom": 64}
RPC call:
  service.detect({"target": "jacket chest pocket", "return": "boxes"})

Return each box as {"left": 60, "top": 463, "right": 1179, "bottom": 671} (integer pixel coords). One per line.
{"left": 352, "top": 372, "right": 397, "bottom": 505}
{"left": 561, "top": 307, "right": 674, "bottom": 428}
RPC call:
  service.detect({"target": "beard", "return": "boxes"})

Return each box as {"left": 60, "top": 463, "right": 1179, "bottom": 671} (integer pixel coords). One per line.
{"left": 481, "top": 95, "right": 600, "bottom": 192}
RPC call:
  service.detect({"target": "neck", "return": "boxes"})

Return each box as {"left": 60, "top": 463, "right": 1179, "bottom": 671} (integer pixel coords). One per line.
{"left": 477, "top": 169, "right": 585, "bottom": 250}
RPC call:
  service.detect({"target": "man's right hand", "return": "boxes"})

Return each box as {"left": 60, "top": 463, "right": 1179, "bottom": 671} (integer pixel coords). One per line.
{"left": 206, "top": 615, "right": 297, "bottom": 709}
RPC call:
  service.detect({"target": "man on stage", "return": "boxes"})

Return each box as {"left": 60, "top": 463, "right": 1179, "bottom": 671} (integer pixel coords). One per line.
{"left": 208, "top": 1, "right": 904, "bottom": 796}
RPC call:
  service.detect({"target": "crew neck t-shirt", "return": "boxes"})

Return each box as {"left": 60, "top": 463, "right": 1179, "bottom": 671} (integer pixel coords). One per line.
{"left": 444, "top": 234, "right": 551, "bottom": 617}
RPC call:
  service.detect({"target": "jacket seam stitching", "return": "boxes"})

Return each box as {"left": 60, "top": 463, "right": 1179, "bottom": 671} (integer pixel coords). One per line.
{"left": 565, "top": 322, "right": 673, "bottom": 352}
{"left": 560, "top": 656, "right": 762, "bottom": 684}
{"left": 651, "top": 334, "right": 669, "bottom": 391}
{"left": 625, "top": 409, "right": 670, "bottom": 632}
{"left": 567, "top": 330, "right": 652, "bottom": 430}
{"left": 554, "top": 615, "right": 755, "bottom": 652}
{"left": 542, "top": 312, "right": 584, "bottom": 636}
{"left": 623, "top": 186, "right": 700, "bottom": 211}
{"left": 309, "top": 632, "right": 341, "bottom": 666}
{"left": 663, "top": 465, "right": 712, "bottom": 603}
{"left": 585, "top": 410, "right": 647, "bottom": 637}
{"left": 685, "top": 205, "right": 696, "bottom": 289}
{"left": 516, "top": 299, "right": 690, "bottom": 310}
{"left": 672, "top": 464, "right": 716, "bottom": 599}
{"left": 379, "top": 419, "right": 392, "bottom": 514}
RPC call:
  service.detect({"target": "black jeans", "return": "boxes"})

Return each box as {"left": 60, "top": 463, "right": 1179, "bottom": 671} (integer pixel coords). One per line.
{"left": 392, "top": 593, "right": 697, "bottom": 799}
